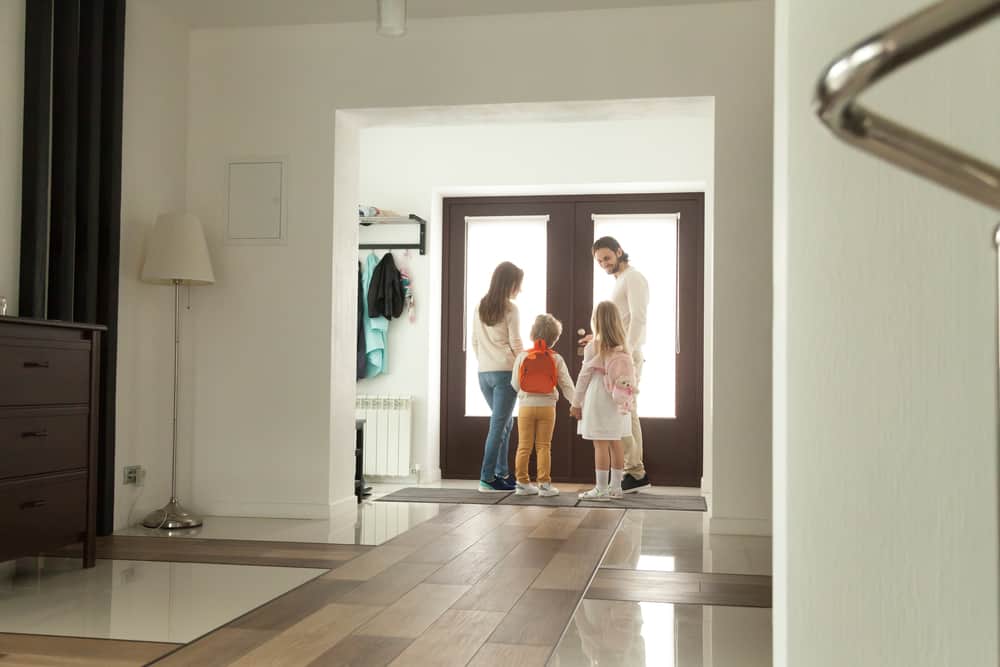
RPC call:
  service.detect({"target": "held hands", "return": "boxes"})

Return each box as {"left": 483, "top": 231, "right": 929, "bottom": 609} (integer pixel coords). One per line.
{"left": 569, "top": 406, "right": 582, "bottom": 419}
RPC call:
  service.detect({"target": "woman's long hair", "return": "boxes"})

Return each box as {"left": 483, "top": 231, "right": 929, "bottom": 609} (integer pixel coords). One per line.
{"left": 478, "top": 262, "right": 524, "bottom": 326}
{"left": 592, "top": 301, "right": 627, "bottom": 357}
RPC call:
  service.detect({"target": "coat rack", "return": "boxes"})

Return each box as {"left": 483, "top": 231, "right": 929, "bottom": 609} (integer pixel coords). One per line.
{"left": 359, "top": 214, "right": 426, "bottom": 255}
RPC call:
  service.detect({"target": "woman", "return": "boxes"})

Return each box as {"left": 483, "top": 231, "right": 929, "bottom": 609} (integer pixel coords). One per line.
{"left": 471, "top": 261, "right": 524, "bottom": 492}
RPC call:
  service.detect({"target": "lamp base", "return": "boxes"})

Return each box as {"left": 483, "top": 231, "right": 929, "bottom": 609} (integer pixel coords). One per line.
{"left": 142, "top": 498, "right": 203, "bottom": 529}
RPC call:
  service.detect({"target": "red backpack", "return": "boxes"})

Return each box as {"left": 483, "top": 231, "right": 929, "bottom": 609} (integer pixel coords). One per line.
{"left": 519, "top": 340, "right": 558, "bottom": 394}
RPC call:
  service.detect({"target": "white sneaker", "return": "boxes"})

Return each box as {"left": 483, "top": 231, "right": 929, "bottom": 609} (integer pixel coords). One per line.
{"left": 608, "top": 487, "right": 624, "bottom": 500}
{"left": 538, "top": 483, "right": 560, "bottom": 497}
{"left": 515, "top": 482, "right": 539, "bottom": 496}
{"left": 578, "top": 487, "right": 610, "bottom": 501}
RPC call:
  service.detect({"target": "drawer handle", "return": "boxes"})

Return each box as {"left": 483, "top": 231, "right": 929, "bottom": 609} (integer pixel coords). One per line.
{"left": 21, "top": 430, "right": 49, "bottom": 438}
{"left": 23, "top": 361, "right": 50, "bottom": 368}
{"left": 20, "top": 500, "right": 47, "bottom": 510}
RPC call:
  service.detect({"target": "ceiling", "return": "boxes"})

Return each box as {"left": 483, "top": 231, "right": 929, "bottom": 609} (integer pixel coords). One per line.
{"left": 152, "top": 0, "right": 744, "bottom": 29}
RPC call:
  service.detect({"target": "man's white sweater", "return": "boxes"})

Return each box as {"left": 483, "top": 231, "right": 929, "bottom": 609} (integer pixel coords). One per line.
{"left": 610, "top": 265, "right": 649, "bottom": 353}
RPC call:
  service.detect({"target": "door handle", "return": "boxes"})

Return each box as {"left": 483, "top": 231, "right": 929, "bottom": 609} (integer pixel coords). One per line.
{"left": 814, "top": 0, "right": 1000, "bottom": 211}
{"left": 23, "top": 361, "right": 50, "bottom": 368}
{"left": 20, "top": 500, "right": 47, "bottom": 510}
{"left": 21, "top": 430, "right": 48, "bottom": 438}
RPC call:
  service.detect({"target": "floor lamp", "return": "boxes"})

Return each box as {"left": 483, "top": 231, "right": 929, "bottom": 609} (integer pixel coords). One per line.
{"left": 140, "top": 212, "right": 215, "bottom": 529}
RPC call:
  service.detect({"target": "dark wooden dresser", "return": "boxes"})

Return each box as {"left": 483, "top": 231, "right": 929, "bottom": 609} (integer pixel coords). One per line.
{"left": 0, "top": 317, "right": 104, "bottom": 568}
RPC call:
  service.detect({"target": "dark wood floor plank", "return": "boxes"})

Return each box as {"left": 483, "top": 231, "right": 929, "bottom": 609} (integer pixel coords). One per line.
{"left": 305, "top": 634, "right": 412, "bottom": 667}
{"left": 577, "top": 508, "right": 624, "bottom": 530}
{"left": 585, "top": 569, "right": 773, "bottom": 608}
{"left": 451, "top": 567, "right": 542, "bottom": 613}
{"left": 151, "top": 628, "right": 269, "bottom": 666}
{"left": 353, "top": 583, "right": 470, "bottom": 638}
{"left": 337, "top": 562, "right": 441, "bottom": 606}
{"left": 493, "top": 538, "right": 565, "bottom": 570}
{"left": 389, "top": 609, "right": 506, "bottom": 666}
{"left": 229, "top": 579, "right": 361, "bottom": 631}
{"left": 53, "top": 535, "right": 368, "bottom": 569}
{"left": 488, "top": 588, "right": 581, "bottom": 646}
{"left": 0, "top": 634, "right": 178, "bottom": 667}
{"left": 468, "top": 642, "right": 553, "bottom": 667}
{"left": 229, "top": 603, "right": 383, "bottom": 666}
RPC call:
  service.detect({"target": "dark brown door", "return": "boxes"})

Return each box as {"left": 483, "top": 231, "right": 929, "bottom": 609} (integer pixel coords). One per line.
{"left": 441, "top": 194, "right": 704, "bottom": 486}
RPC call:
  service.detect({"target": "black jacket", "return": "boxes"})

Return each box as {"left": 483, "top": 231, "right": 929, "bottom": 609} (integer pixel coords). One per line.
{"left": 367, "top": 253, "right": 405, "bottom": 320}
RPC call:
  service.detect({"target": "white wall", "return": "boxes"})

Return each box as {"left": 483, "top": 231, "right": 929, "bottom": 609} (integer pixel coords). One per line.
{"left": 113, "top": 0, "right": 191, "bottom": 528}
{"left": 0, "top": 1, "right": 24, "bottom": 313}
{"left": 180, "top": 1, "right": 773, "bottom": 529}
{"left": 357, "top": 112, "right": 714, "bottom": 484}
{"left": 774, "top": 0, "right": 999, "bottom": 664}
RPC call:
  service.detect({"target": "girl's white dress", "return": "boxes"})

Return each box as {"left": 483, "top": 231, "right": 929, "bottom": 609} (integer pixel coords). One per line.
{"left": 574, "top": 342, "right": 633, "bottom": 441}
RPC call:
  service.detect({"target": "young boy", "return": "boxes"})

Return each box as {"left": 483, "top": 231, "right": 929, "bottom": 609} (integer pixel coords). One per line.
{"left": 510, "top": 314, "right": 576, "bottom": 496}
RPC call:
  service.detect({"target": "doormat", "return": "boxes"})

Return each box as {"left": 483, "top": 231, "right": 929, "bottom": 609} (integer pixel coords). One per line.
{"left": 374, "top": 487, "right": 507, "bottom": 505}
{"left": 577, "top": 494, "right": 707, "bottom": 511}
{"left": 376, "top": 487, "right": 707, "bottom": 511}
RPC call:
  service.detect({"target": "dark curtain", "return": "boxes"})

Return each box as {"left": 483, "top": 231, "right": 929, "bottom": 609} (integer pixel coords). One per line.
{"left": 19, "top": 0, "right": 127, "bottom": 536}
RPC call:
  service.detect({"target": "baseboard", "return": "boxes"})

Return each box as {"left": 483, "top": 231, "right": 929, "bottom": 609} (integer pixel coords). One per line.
{"left": 709, "top": 516, "right": 772, "bottom": 536}
{"left": 328, "top": 494, "right": 360, "bottom": 518}
{"left": 199, "top": 499, "right": 338, "bottom": 519}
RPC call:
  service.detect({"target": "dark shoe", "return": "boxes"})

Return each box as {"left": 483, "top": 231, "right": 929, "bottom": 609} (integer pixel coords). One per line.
{"left": 501, "top": 474, "right": 517, "bottom": 490}
{"left": 621, "top": 474, "right": 650, "bottom": 493}
{"left": 478, "top": 478, "right": 512, "bottom": 493}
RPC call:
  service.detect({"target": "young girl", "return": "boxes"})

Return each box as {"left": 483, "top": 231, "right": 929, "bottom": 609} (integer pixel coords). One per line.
{"left": 510, "top": 314, "right": 576, "bottom": 497}
{"left": 571, "top": 301, "right": 636, "bottom": 500}
{"left": 471, "top": 262, "right": 524, "bottom": 492}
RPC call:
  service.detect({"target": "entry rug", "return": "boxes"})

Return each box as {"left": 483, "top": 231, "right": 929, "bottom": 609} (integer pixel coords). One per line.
{"left": 376, "top": 487, "right": 707, "bottom": 511}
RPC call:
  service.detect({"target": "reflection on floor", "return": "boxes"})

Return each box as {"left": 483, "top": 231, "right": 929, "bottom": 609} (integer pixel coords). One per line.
{"left": 551, "top": 599, "right": 772, "bottom": 667}
{"left": 602, "top": 509, "right": 771, "bottom": 576}
{"left": 115, "top": 499, "right": 444, "bottom": 546}
{"left": 0, "top": 557, "right": 325, "bottom": 642}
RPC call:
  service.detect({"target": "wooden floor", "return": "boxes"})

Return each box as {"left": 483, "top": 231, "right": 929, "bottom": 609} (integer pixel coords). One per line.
{"left": 8, "top": 502, "right": 773, "bottom": 666}
{"left": 587, "top": 568, "right": 772, "bottom": 608}
{"left": 153, "top": 504, "right": 622, "bottom": 666}
{"left": 0, "top": 633, "right": 178, "bottom": 666}
{"left": 54, "top": 534, "right": 370, "bottom": 569}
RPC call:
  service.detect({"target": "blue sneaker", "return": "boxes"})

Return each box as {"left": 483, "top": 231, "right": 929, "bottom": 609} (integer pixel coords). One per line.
{"left": 501, "top": 474, "right": 517, "bottom": 490}
{"left": 478, "top": 478, "right": 511, "bottom": 493}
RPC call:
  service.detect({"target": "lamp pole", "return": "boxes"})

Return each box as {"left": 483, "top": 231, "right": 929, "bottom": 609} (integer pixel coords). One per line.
{"left": 142, "top": 278, "right": 202, "bottom": 529}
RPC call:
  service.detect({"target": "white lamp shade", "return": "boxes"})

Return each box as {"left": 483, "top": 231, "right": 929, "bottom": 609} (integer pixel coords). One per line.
{"left": 377, "top": 0, "right": 406, "bottom": 36}
{"left": 141, "top": 212, "right": 216, "bottom": 285}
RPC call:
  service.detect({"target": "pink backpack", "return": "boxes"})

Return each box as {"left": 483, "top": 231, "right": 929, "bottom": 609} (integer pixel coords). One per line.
{"left": 602, "top": 350, "right": 636, "bottom": 415}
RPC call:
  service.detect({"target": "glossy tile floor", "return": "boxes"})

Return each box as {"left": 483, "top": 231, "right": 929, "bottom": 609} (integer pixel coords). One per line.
{"left": 602, "top": 509, "right": 771, "bottom": 576}
{"left": 551, "top": 599, "right": 772, "bottom": 666}
{"left": 0, "top": 556, "right": 325, "bottom": 642}
{"left": 116, "top": 500, "right": 444, "bottom": 546}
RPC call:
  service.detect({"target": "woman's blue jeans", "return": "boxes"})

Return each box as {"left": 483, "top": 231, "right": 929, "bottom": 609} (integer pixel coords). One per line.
{"left": 478, "top": 371, "right": 517, "bottom": 482}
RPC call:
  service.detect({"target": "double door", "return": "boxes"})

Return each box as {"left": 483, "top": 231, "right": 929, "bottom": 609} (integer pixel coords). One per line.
{"left": 441, "top": 193, "right": 703, "bottom": 485}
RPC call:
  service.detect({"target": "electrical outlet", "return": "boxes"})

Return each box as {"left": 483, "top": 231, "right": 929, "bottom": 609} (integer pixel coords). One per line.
{"left": 123, "top": 465, "right": 144, "bottom": 486}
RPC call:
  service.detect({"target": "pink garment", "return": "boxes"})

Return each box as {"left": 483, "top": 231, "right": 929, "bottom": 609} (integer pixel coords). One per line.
{"left": 573, "top": 345, "right": 636, "bottom": 415}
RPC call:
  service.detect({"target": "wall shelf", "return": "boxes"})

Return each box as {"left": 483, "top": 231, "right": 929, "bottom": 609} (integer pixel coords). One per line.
{"left": 359, "top": 214, "right": 426, "bottom": 255}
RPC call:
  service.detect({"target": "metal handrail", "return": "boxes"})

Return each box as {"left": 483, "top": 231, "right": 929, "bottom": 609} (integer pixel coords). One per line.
{"left": 814, "top": 0, "right": 1000, "bottom": 211}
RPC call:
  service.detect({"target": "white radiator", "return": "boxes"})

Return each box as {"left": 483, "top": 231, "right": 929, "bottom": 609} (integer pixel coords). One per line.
{"left": 355, "top": 394, "right": 412, "bottom": 476}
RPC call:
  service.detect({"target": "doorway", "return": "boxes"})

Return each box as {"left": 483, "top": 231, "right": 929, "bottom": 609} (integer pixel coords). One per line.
{"left": 440, "top": 193, "right": 704, "bottom": 485}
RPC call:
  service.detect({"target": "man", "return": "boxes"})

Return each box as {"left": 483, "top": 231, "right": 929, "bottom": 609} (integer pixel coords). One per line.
{"left": 584, "top": 236, "right": 651, "bottom": 492}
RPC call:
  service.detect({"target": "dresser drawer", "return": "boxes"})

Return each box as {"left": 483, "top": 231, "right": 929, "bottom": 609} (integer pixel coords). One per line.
{"left": 0, "top": 343, "right": 91, "bottom": 406}
{"left": 0, "top": 409, "right": 89, "bottom": 480}
{"left": 0, "top": 472, "right": 87, "bottom": 561}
